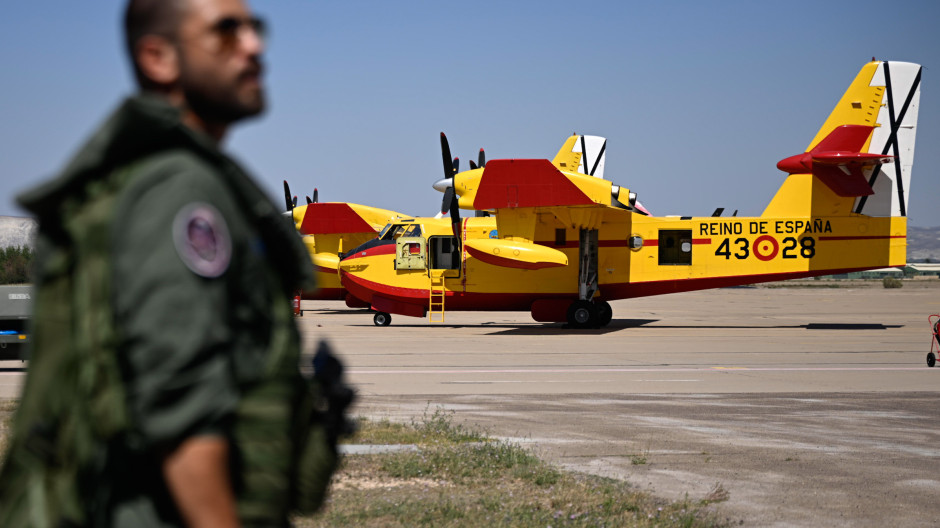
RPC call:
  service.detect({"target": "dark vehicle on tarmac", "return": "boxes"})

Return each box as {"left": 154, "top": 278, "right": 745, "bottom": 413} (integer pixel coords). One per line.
{"left": 0, "top": 285, "right": 31, "bottom": 361}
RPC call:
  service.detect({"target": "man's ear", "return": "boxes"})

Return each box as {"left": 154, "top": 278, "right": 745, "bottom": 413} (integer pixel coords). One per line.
{"left": 135, "top": 35, "right": 180, "bottom": 86}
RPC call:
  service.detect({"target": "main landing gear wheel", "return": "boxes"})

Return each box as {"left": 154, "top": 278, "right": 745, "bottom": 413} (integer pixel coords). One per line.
{"left": 928, "top": 352, "right": 936, "bottom": 368}
{"left": 595, "top": 300, "right": 612, "bottom": 328}
{"left": 567, "top": 300, "right": 596, "bottom": 329}
{"left": 373, "top": 312, "right": 392, "bottom": 326}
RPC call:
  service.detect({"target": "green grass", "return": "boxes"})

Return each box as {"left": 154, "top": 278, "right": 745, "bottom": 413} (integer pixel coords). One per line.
{"left": 299, "top": 407, "right": 729, "bottom": 527}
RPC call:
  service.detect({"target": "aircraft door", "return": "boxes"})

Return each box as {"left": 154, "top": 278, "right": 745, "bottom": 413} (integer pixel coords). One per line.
{"left": 395, "top": 236, "right": 426, "bottom": 270}
{"left": 428, "top": 235, "right": 461, "bottom": 278}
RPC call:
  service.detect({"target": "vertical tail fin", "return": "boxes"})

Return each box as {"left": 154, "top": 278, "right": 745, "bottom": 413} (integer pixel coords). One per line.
{"left": 852, "top": 61, "right": 921, "bottom": 217}
{"left": 763, "top": 61, "right": 921, "bottom": 218}
{"left": 552, "top": 134, "right": 607, "bottom": 179}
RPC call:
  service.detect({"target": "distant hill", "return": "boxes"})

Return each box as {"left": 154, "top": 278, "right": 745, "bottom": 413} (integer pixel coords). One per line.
{"left": 0, "top": 216, "right": 36, "bottom": 249}
{"left": 908, "top": 226, "right": 940, "bottom": 262}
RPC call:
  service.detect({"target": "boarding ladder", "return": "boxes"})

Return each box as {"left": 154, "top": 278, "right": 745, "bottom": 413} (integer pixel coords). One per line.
{"left": 428, "top": 271, "right": 446, "bottom": 323}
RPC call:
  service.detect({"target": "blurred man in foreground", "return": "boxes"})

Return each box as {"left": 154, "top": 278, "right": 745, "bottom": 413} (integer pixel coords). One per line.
{"left": 0, "top": 0, "right": 349, "bottom": 526}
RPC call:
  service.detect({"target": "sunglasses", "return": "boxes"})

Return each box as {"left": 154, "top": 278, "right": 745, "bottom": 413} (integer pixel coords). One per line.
{"left": 211, "top": 15, "right": 267, "bottom": 49}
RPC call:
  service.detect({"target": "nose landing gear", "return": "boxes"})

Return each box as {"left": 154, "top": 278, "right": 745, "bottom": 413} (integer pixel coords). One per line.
{"left": 373, "top": 311, "right": 392, "bottom": 326}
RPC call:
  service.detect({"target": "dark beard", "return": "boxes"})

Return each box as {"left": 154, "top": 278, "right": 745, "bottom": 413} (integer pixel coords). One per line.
{"left": 184, "top": 79, "right": 265, "bottom": 126}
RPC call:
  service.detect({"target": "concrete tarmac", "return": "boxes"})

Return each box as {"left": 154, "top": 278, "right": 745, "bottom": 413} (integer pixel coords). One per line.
{"left": 1, "top": 280, "right": 937, "bottom": 526}
{"left": 298, "top": 280, "right": 940, "bottom": 527}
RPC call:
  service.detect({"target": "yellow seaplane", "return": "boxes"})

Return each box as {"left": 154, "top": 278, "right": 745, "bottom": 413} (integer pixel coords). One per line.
{"left": 282, "top": 182, "right": 406, "bottom": 302}
{"left": 339, "top": 60, "right": 921, "bottom": 328}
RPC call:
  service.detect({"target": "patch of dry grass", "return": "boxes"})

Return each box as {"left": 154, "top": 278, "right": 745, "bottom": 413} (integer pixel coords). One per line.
{"left": 298, "top": 408, "right": 730, "bottom": 527}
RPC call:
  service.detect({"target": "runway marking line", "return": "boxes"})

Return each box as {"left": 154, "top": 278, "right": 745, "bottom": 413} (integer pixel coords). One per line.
{"left": 349, "top": 366, "right": 926, "bottom": 375}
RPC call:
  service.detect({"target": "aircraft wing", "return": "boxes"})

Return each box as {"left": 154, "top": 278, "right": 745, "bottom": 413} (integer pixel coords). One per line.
{"left": 448, "top": 158, "right": 639, "bottom": 269}
{"left": 299, "top": 203, "right": 407, "bottom": 235}
{"left": 459, "top": 158, "right": 623, "bottom": 211}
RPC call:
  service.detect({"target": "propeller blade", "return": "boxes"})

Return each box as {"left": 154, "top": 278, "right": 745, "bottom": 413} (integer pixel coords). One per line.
{"left": 469, "top": 160, "right": 478, "bottom": 170}
{"left": 453, "top": 157, "right": 460, "bottom": 175}
{"left": 449, "top": 188, "right": 461, "bottom": 239}
{"left": 292, "top": 196, "right": 298, "bottom": 208}
{"left": 282, "top": 180, "right": 293, "bottom": 211}
{"left": 440, "top": 132, "right": 454, "bottom": 180}
{"left": 478, "top": 148, "right": 485, "bottom": 168}
{"left": 313, "top": 188, "right": 319, "bottom": 203}
{"left": 441, "top": 187, "right": 455, "bottom": 216}
{"left": 306, "top": 196, "right": 312, "bottom": 205}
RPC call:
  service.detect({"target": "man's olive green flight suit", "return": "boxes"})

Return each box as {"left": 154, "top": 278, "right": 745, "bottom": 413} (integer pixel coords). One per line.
{"left": 0, "top": 95, "right": 336, "bottom": 527}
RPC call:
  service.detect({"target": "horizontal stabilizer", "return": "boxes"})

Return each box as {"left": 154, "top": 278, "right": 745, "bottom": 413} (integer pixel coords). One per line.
{"left": 776, "top": 125, "right": 891, "bottom": 197}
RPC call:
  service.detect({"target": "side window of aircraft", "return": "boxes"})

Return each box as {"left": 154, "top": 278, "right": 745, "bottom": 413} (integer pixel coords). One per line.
{"left": 658, "top": 229, "right": 692, "bottom": 266}
{"left": 429, "top": 236, "right": 460, "bottom": 270}
{"left": 403, "top": 224, "right": 422, "bottom": 238}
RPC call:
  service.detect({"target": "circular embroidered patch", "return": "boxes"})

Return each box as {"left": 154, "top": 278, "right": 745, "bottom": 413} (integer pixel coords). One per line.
{"left": 172, "top": 202, "right": 232, "bottom": 278}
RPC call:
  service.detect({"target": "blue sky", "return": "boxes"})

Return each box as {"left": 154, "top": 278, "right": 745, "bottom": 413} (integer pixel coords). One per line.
{"left": 2, "top": 0, "right": 938, "bottom": 226}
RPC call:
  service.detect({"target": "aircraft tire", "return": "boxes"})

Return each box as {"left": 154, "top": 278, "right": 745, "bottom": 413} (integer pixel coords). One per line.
{"left": 373, "top": 312, "right": 392, "bottom": 326}
{"left": 567, "top": 300, "right": 596, "bottom": 329}
{"left": 595, "top": 301, "right": 613, "bottom": 328}
{"left": 928, "top": 352, "right": 936, "bottom": 368}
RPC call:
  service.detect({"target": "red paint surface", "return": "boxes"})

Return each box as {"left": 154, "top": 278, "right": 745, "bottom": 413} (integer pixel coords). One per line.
{"left": 345, "top": 293, "right": 370, "bottom": 309}
{"left": 372, "top": 295, "right": 426, "bottom": 318}
{"left": 776, "top": 125, "right": 884, "bottom": 197}
{"left": 465, "top": 245, "right": 565, "bottom": 270}
{"left": 300, "top": 203, "right": 377, "bottom": 235}
{"left": 530, "top": 299, "right": 572, "bottom": 322}
{"left": 341, "top": 242, "right": 397, "bottom": 261}
{"left": 818, "top": 235, "right": 905, "bottom": 241}
{"left": 300, "top": 287, "right": 345, "bottom": 301}
{"left": 342, "top": 265, "right": 894, "bottom": 318}
{"left": 472, "top": 159, "right": 595, "bottom": 209}
{"left": 642, "top": 238, "right": 710, "bottom": 247}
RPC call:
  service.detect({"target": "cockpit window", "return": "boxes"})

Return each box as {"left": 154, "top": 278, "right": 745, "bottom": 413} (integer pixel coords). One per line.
{"left": 379, "top": 223, "right": 422, "bottom": 240}
{"left": 378, "top": 224, "right": 392, "bottom": 239}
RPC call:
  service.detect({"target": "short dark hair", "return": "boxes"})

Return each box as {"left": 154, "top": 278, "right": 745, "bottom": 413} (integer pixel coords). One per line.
{"left": 123, "top": 0, "right": 186, "bottom": 87}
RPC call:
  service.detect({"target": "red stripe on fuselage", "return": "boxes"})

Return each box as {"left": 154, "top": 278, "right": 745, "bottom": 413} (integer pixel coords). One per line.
{"left": 301, "top": 287, "right": 346, "bottom": 300}
{"left": 341, "top": 265, "right": 894, "bottom": 317}
{"left": 341, "top": 243, "right": 397, "bottom": 261}
{"left": 641, "top": 238, "right": 711, "bottom": 247}
{"left": 818, "top": 235, "right": 905, "bottom": 241}
{"left": 465, "top": 245, "right": 564, "bottom": 270}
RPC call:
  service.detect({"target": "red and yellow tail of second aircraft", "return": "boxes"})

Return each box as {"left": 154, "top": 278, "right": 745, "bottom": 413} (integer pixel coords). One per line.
{"left": 629, "top": 60, "right": 921, "bottom": 293}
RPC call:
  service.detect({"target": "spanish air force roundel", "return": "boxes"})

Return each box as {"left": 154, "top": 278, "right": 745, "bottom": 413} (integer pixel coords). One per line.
{"left": 172, "top": 202, "right": 232, "bottom": 278}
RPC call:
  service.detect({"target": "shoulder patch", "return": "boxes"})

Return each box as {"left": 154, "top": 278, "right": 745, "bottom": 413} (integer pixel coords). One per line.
{"left": 172, "top": 202, "right": 232, "bottom": 278}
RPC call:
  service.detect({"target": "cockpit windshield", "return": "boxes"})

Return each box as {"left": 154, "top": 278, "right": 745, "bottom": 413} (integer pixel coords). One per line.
{"left": 378, "top": 223, "right": 422, "bottom": 241}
